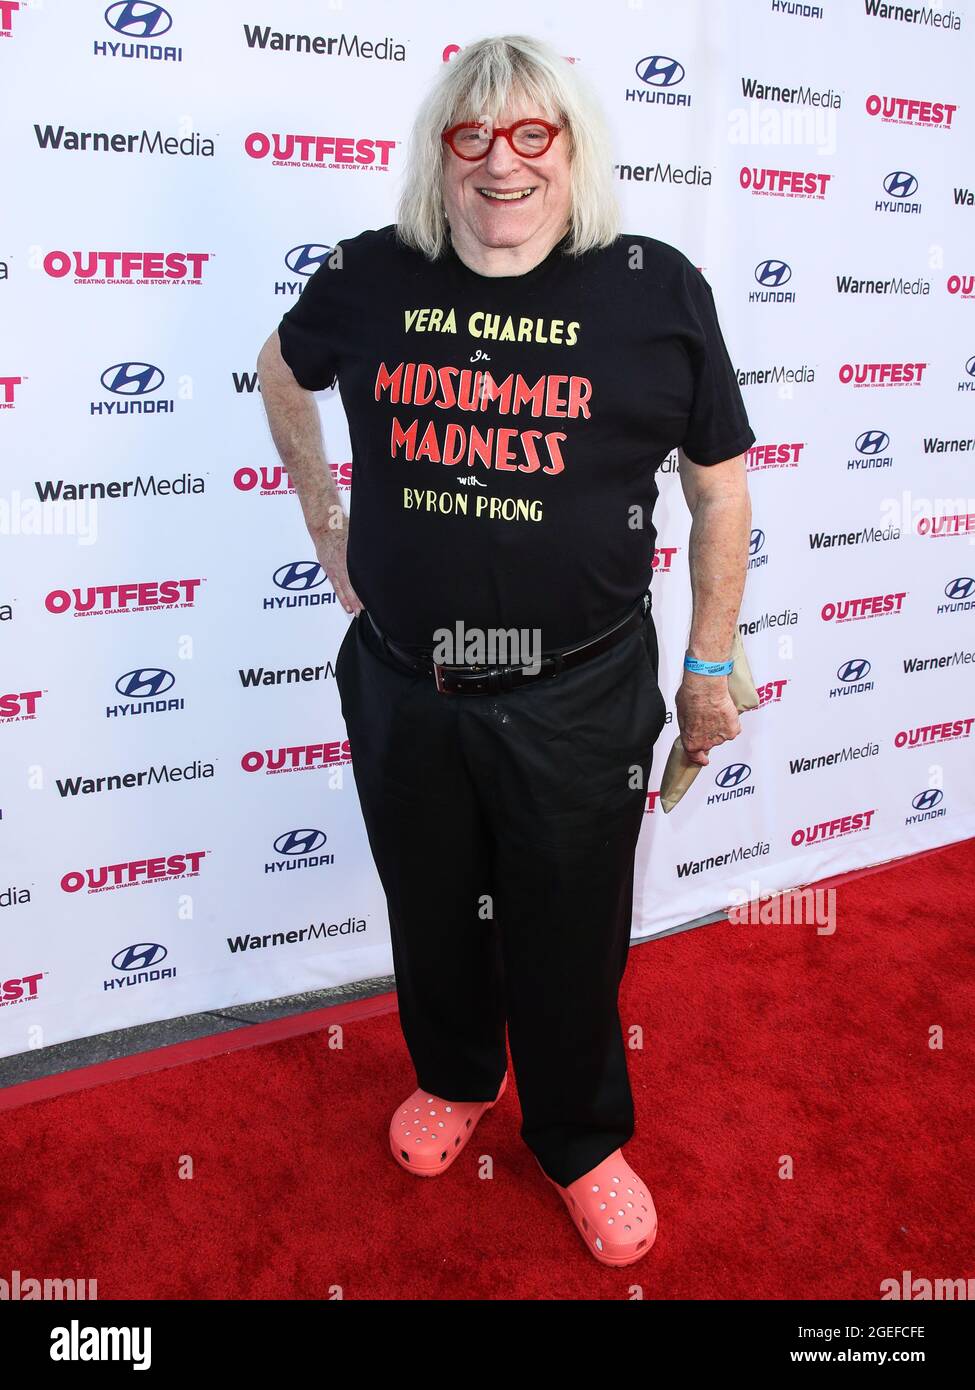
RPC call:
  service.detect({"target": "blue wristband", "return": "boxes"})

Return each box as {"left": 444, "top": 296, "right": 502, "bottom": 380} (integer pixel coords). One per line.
{"left": 684, "top": 654, "right": 734, "bottom": 676}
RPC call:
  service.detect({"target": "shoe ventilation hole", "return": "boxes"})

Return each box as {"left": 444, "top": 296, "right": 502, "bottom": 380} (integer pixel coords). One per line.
{"left": 591, "top": 1185, "right": 599, "bottom": 1193}
{"left": 595, "top": 1237, "right": 603, "bottom": 1251}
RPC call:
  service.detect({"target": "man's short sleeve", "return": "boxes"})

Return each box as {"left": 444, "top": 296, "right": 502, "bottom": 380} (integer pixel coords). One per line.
{"left": 276, "top": 249, "right": 344, "bottom": 391}
{"left": 679, "top": 257, "right": 756, "bottom": 466}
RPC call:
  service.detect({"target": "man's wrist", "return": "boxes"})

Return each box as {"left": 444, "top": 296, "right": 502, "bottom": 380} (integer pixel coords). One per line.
{"left": 684, "top": 650, "right": 733, "bottom": 677}
{"left": 681, "top": 668, "right": 730, "bottom": 689}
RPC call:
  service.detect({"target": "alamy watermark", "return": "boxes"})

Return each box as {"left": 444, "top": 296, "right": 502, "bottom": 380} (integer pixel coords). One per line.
{"left": 432, "top": 621, "right": 542, "bottom": 674}
{"left": 1, "top": 1268, "right": 97, "bottom": 1299}
{"left": 727, "top": 880, "right": 837, "bottom": 935}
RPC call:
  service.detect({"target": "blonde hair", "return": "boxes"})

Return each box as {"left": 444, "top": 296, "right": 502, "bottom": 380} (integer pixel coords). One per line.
{"left": 395, "top": 34, "right": 622, "bottom": 261}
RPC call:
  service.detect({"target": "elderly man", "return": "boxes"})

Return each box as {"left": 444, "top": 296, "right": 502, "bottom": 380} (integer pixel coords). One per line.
{"left": 257, "top": 34, "right": 754, "bottom": 1267}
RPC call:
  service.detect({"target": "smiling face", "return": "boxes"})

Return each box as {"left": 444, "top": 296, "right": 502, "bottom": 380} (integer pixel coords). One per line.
{"left": 441, "top": 92, "right": 572, "bottom": 272}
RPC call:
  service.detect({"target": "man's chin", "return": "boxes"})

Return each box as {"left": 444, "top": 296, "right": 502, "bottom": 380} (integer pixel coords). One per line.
{"left": 469, "top": 220, "right": 543, "bottom": 251}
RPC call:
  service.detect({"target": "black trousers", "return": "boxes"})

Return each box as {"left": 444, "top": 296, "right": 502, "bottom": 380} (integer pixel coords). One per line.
{"left": 334, "top": 598, "right": 668, "bottom": 1187}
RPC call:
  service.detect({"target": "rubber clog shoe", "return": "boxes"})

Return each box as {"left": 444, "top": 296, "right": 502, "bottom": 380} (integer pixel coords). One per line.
{"left": 538, "top": 1149, "right": 658, "bottom": 1266}
{"left": 389, "top": 1072, "right": 508, "bottom": 1177}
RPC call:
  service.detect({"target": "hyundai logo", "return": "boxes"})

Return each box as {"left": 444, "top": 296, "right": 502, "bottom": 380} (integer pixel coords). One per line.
{"left": 749, "top": 528, "right": 765, "bottom": 556}
{"left": 104, "top": 2, "right": 172, "bottom": 38}
{"left": 715, "top": 762, "right": 751, "bottom": 788}
{"left": 912, "top": 788, "right": 943, "bottom": 811}
{"left": 115, "top": 667, "right": 175, "bottom": 698}
{"left": 883, "top": 170, "right": 918, "bottom": 198}
{"left": 945, "top": 576, "right": 974, "bottom": 600}
{"left": 272, "top": 561, "right": 325, "bottom": 592}
{"left": 635, "top": 55, "right": 685, "bottom": 87}
{"left": 274, "top": 828, "right": 328, "bottom": 856}
{"left": 856, "top": 429, "right": 889, "bottom": 455}
{"left": 112, "top": 942, "right": 168, "bottom": 972}
{"left": 755, "top": 259, "right": 791, "bottom": 288}
{"left": 285, "top": 244, "right": 334, "bottom": 276}
{"left": 966, "top": 356, "right": 975, "bottom": 379}
{"left": 101, "top": 362, "right": 164, "bottom": 396}
{"left": 837, "top": 658, "right": 871, "bottom": 683}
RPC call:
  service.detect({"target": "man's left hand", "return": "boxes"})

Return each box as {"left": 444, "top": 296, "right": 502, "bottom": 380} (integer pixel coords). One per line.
{"left": 674, "top": 674, "right": 741, "bottom": 766}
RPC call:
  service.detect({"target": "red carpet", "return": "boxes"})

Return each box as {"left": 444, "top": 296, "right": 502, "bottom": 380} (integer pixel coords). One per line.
{"left": 2, "top": 839, "right": 973, "bottom": 1300}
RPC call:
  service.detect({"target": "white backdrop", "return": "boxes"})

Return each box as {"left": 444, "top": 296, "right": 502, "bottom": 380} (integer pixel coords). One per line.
{"left": 2, "top": 0, "right": 973, "bottom": 1059}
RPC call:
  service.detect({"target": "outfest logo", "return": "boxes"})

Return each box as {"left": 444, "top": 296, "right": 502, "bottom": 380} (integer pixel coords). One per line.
{"left": 45, "top": 579, "right": 201, "bottom": 616}
{"left": 865, "top": 94, "right": 957, "bottom": 128}
{"left": 915, "top": 512, "right": 975, "bottom": 538}
{"left": 244, "top": 132, "right": 395, "bottom": 169}
{"left": 739, "top": 166, "right": 831, "bottom": 199}
{"left": 0, "top": 0, "right": 18, "bottom": 38}
{"left": 746, "top": 442, "right": 804, "bottom": 472}
{"left": 791, "top": 810, "right": 875, "bottom": 846}
{"left": 821, "top": 592, "right": 906, "bottom": 622}
{"left": 61, "top": 852, "right": 206, "bottom": 893}
{"left": 1, "top": 974, "right": 44, "bottom": 1008}
{"left": 838, "top": 361, "right": 926, "bottom": 387}
{"left": 234, "top": 464, "right": 295, "bottom": 495}
{"left": 42, "top": 250, "right": 210, "bottom": 284}
{"left": 0, "top": 690, "right": 43, "bottom": 723}
{"left": 946, "top": 274, "right": 975, "bottom": 298}
{"left": 241, "top": 741, "right": 352, "bottom": 774}
{"left": 894, "top": 718, "right": 973, "bottom": 749}
{"left": 756, "top": 678, "right": 788, "bottom": 707}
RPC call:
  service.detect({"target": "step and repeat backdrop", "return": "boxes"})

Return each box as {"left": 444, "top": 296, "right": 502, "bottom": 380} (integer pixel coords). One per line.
{"left": 1, "top": 1, "right": 973, "bottom": 1058}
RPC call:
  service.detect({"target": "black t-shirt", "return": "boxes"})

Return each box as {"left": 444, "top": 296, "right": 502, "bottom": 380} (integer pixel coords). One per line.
{"left": 276, "top": 223, "right": 755, "bottom": 649}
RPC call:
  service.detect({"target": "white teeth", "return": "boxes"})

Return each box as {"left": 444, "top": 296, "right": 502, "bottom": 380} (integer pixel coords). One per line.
{"left": 478, "top": 188, "right": 534, "bottom": 200}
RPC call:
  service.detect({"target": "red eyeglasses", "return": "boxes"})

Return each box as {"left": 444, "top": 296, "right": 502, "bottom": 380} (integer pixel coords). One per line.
{"left": 441, "top": 118, "right": 564, "bottom": 160}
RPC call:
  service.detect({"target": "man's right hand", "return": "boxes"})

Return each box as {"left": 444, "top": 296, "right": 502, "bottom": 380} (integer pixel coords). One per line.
{"left": 256, "top": 330, "right": 364, "bottom": 617}
{"left": 314, "top": 523, "right": 363, "bottom": 615}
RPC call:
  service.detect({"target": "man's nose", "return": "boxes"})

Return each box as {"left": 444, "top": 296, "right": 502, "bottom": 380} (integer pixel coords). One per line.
{"left": 483, "top": 136, "right": 520, "bottom": 174}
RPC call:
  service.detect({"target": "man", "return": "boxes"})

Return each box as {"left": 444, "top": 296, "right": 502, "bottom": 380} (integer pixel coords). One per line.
{"left": 257, "top": 34, "right": 753, "bottom": 1267}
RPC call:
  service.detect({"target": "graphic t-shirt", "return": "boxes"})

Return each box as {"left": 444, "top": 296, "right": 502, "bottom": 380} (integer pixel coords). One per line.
{"left": 276, "top": 223, "right": 756, "bottom": 649}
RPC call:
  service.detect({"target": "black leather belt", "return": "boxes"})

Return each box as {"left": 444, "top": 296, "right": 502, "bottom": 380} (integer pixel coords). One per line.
{"left": 365, "top": 593, "right": 650, "bottom": 696}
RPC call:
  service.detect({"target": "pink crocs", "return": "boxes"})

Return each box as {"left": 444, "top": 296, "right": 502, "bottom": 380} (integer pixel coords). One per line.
{"left": 389, "top": 1072, "right": 508, "bottom": 1176}
{"left": 538, "top": 1149, "right": 658, "bottom": 1266}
